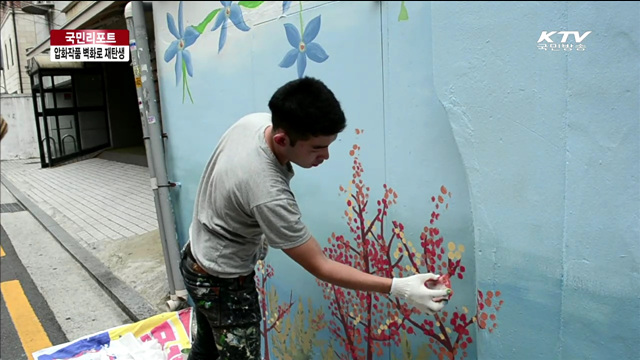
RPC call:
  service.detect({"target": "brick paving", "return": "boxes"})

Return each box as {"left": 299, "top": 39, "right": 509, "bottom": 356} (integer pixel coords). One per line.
{"left": 1, "top": 159, "right": 159, "bottom": 247}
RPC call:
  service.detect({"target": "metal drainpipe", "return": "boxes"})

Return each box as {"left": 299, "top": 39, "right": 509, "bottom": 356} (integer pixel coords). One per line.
{"left": 123, "top": 8, "right": 175, "bottom": 306}
{"left": 11, "top": 1, "right": 24, "bottom": 93}
{"left": 125, "top": 1, "right": 187, "bottom": 311}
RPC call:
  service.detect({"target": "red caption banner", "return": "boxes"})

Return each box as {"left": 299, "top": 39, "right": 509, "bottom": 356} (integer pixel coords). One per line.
{"left": 50, "top": 30, "right": 130, "bottom": 62}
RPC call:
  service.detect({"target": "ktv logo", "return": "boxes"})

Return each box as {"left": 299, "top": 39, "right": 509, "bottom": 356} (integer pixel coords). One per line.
{"left": 537, "top": 31, "right": 592, "bottom": 52}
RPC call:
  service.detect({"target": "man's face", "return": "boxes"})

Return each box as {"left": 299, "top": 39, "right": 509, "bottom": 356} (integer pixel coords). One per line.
{"left": 287, "top": 134, "right": 338, "bottom": 169}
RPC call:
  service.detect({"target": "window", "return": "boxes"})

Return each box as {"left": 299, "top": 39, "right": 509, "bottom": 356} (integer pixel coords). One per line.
{"left": 9, "top": 38, "right": 14, "bottom": 66}
{"left": 4, "top": 43, "right": 8, "bottom": 68}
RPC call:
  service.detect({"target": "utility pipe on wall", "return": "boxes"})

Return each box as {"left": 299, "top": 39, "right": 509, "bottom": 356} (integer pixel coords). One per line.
{"left": 124, "top": 3, "right": 175, "bottom": 308}
{"left": 11, "top": 1, "right": 24, "bottom": 93}
{"left": 125, "top": 1, "right": 187, "bottom": 311}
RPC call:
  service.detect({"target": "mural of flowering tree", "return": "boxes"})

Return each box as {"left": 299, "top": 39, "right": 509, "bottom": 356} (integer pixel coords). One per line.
{"left": 392, "top": 335, "right": 431, "bottom": 360}
{"left": 270, "top": 297, "right": 328, "bottom": 360}
{"left": 255, "top": 260, "right": 295, "bottom": 360}
{"left": 317, "top": 128, "right": 504, "bottom": 360}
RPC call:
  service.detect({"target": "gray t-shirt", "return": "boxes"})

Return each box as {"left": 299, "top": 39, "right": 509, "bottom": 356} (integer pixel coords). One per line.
{"left": 189, "top": 112, "right": 312, "bottom": 277}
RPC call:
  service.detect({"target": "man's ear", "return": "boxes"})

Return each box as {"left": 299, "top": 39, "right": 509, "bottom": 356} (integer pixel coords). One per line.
{"left": 273, "top": 132, "right": 288, "bottom": 146}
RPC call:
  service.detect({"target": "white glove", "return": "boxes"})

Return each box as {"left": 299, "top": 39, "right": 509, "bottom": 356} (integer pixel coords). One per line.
{"left": 390, "top": 273, "right": 451, "bottom": 315}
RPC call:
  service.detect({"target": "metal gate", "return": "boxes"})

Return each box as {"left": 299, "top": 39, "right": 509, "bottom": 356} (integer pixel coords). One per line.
{"left": 27, "top": 56, "right": 110, "bottom": 168}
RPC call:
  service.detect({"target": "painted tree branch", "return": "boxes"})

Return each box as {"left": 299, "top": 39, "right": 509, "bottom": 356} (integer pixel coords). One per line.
{"left": 266, "top": 291, "right": 295, "bottom": 333}
{"left": 321, "top": 133, "right": 503, "bottom": 359}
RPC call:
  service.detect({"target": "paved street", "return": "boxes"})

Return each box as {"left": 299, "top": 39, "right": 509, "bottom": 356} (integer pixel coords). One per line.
{"left": 1, "top": 158, "right": 168, "bottom": 315}
{"left": 1, "top": 226, "right": 67, "bottom": 359}
{"left": 0, "top": 186, "right": 131, "bottom": 359}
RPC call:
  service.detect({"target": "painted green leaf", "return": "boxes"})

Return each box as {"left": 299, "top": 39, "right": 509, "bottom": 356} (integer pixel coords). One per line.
{"left": 182, "top": 60, "right": 193, "bottom": 104}
{"left": 398, "top": 1, "right": 409, "bottom": 21}
{"left": 194, "top": 8, "right": 221, "bottom": 34}
{"left": 270, "top": 295, "right": 326, "bottom": 360}
{"left": 238, "top": 1, "right": 264, "bottom": 9}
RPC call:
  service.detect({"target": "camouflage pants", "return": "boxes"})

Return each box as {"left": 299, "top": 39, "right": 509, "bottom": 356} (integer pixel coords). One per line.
{"left": 180, "top": 247, "right": 261, "bottom": 360}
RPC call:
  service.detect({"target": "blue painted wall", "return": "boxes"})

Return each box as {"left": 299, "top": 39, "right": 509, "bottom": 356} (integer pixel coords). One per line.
{"left": 151, "top": 1, "right": 639, "bottom": 359}
{"left": 431, "top": 1, "right": 639, "bottom": 359}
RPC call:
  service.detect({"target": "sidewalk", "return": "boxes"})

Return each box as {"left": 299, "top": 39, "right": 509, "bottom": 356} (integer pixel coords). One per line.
{"left": 1, "top": 158, "right": 171, "bottom": 321}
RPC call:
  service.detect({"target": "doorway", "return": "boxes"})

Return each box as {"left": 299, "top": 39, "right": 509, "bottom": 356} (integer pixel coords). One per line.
{"left": 29, "top": 62, "right": 110, "bottom": 168}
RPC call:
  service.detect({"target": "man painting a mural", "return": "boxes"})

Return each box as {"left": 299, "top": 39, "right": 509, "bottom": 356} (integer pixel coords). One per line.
{"left": 180, "top": 77, "right": 452, "bottom": 359}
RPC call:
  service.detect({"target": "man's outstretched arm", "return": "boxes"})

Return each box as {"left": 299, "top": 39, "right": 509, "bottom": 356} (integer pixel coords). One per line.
{"left": 282, "top": 235, "right": 393, "bottom": 293}
{"left": 282, "top": 235, "right": 451, "bottom": 315}
{"left": 253, "top": 199, "right": 451, "bottom": 314}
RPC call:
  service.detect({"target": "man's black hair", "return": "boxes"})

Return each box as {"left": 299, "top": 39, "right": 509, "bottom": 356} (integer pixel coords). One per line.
{"left": 268, "top": 77, "right": 347, "bottom": 145}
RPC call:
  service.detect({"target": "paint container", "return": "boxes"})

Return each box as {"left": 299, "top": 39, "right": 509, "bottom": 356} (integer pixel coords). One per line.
{"left": 425, "top": 274, "right": 453, "bottom": 302}
{"left": 181, "top": 348, "right": 191, "bottom": 360}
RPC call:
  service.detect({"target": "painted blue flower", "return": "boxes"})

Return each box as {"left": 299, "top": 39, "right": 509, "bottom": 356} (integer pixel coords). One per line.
{"left": 278, "top": 15, "right": 329, "bottom": 78}
{"left": 282, "top": 1, "right": 292, "bottom": 15}
{"left": 211, "top": 1, "right": 250, "bottom": 53}
{"left": 164, "top": 1, "right": 200, "bottom": 86}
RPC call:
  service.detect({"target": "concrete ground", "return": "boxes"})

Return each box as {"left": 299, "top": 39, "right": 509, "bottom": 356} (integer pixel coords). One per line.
{"left": 1, "top": 188, "right": 131, "bottom": 346}
{"left": 1, "top": 158, "right": 174, "bottom": 320}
